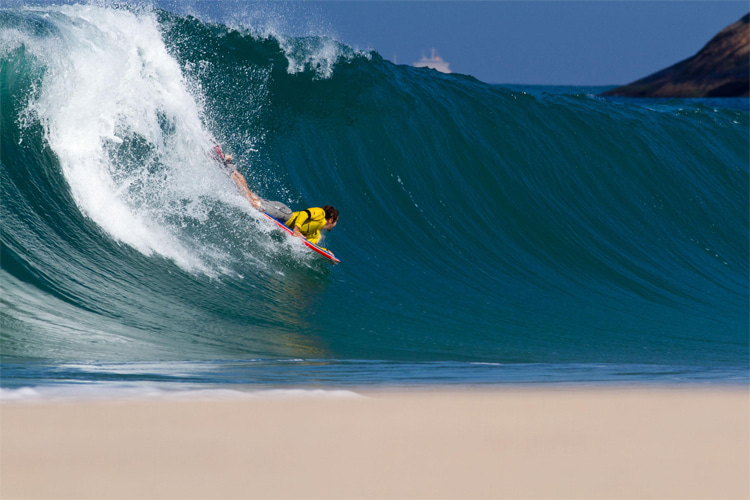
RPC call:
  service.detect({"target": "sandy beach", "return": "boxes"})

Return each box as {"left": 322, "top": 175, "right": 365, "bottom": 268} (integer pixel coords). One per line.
{"left": 2, "top": 387, "right": 748, "bottom": 499}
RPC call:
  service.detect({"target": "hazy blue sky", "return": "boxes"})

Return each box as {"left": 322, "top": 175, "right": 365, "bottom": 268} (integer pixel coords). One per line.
{"left": 13, "top": 1, "right": 750, "bottom": 86}
{"left": 308, "top": 1, "right": 749, "bottom": 85}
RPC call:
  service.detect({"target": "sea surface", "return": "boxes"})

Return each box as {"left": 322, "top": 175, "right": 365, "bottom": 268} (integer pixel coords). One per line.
{"left": 1, "top": 4, "right": 748, "bottom": 400}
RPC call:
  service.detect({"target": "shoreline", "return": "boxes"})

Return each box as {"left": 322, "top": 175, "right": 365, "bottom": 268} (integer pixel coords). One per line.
{"left": 2, "top": 386, "right": 748, "bottom": 499}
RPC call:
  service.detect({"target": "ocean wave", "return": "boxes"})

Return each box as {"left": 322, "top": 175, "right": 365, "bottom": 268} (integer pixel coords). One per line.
{"left": 2, "top": 4, "right": 747, "bottom": 370}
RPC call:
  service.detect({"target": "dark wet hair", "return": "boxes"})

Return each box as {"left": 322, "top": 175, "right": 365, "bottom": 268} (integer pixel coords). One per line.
{"left": 322, "top": 205, "right": 339, "bottom": 223}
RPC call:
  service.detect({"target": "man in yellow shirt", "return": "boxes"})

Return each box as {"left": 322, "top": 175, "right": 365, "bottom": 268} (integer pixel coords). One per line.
{"left": 285, "top": 206, "right": 339, "bottom": 245}
{"left": 222, "top": 154, "right": 338, "bottom": 250}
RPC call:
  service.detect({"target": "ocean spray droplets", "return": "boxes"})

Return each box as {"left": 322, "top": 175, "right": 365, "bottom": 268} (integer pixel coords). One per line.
{"left": 280, "top": 36, "right": 347, "bottom": 79}
{"left": 20, "top": 6, "right": 234, "bottom": 274}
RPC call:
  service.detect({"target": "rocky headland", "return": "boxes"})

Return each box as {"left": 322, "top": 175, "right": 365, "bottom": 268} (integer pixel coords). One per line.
{"left": 602, "top": 14, "right": 749, "bottom": 98}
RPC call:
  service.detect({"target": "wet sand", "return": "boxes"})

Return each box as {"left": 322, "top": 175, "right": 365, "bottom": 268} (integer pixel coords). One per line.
{"left": 2, "top": 387, "right": 748, "bottom": 499}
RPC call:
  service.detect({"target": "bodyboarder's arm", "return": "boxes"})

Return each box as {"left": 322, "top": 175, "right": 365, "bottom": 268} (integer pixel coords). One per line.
{"left": 291, "top": 226, "right": 334, "bottom": 257}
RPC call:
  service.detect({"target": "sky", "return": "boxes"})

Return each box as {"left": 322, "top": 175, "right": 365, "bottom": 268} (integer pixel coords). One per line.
{"left": 11, "top": 0, "right": 750, "bottom": 86}
{"left": 308, "top": 1, "right": 749, "bottom": 86}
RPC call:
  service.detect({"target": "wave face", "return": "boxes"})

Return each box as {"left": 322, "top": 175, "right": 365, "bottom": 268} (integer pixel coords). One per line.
{"left": 2, "top": 5, "right": 748, "bottom": 384}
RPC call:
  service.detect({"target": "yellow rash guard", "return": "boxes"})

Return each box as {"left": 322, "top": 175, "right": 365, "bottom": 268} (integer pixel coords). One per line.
{"left": 285, "top": 207, "right": 327, "bottom": 246}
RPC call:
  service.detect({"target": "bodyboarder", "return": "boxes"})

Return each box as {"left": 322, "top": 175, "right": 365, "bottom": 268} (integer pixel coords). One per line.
{"left": 217, "top": 150, "right": 338, "bottom": 254}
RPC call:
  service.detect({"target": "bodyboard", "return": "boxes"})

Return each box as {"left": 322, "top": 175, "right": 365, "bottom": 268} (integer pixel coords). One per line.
{"left": 263, "top": 213, "right": 340, "bottom": 263}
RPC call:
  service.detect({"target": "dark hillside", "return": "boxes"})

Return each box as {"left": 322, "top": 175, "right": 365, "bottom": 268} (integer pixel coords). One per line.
{"left": 602, "top": 14, "right": 749, "bottom": 97}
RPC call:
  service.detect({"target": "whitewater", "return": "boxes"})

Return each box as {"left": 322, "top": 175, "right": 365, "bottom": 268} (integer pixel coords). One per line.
{"left": 1, "top": 4, "right": 748, "bottom": 396}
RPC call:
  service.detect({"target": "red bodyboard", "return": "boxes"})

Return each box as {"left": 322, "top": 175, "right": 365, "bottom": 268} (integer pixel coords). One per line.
{"left": 263, "top": 213, "right": 340, "bottom": 263}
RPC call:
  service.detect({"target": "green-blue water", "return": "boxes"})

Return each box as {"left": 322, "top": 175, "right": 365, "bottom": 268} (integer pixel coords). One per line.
{"left": 1, "top": 4, "right": 748, "bottom": 397}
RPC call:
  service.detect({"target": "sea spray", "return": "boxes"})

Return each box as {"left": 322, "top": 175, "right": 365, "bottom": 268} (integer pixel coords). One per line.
{"left": 14, "top": 6, "right": 229, "bottom": 270}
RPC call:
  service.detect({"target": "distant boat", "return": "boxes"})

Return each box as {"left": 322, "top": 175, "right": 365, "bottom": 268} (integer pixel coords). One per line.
{"left": 413, "top": 48, "right": 451, "bottom": 74}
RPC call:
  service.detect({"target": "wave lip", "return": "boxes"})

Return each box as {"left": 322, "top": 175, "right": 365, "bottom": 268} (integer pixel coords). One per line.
{"left": 14, "top": 5, "right": 224, "bottom": 271}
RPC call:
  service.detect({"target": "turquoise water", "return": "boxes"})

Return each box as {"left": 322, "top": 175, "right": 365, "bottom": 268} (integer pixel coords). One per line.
{"left": 1, "top": 5, "right": 748, "bottom": 396}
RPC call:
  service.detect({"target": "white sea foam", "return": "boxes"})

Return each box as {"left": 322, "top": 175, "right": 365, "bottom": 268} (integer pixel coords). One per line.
{"left": 0, "top": 386, "right": 365, "bottom": 403}
{"left": 21, "top": 5, "right": 254, "bottom": 274}
{"left": 215, "top": 1, "right": 353, "bottom": 79}
{"left": 279, "top": 36, "right": 345, "bottom": 79}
